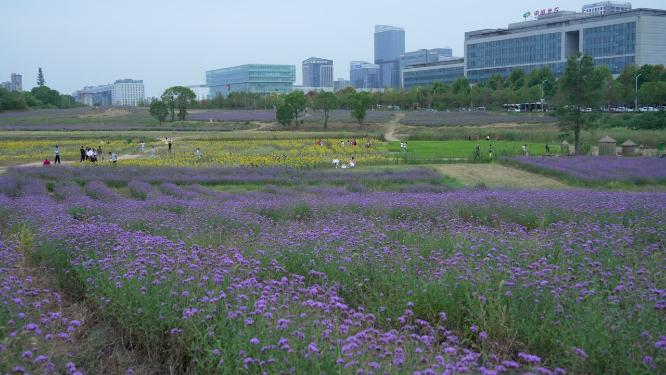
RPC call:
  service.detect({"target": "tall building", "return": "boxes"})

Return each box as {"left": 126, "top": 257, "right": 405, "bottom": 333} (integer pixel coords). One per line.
{"left": 1, "top": 73, "right": 22, "bottom": 92}
{"left": 465, "top": 7, "right": 666, "bottom": 82}
{"left": 350, "top": 61, "right": 381, "bottom": 89}
{"left": 112, "top": 79, "right": 144, "bottom": 106}
{"left": 401, "top": 58, "right": 465, "bottom": 89}
{"left": 10, "top": 74, "right": 22, "bottom": 92}
{"left": 206, "top": 64, "right": 296, "bottom": 97}
{"left": 583, "top": 1, "right": 632, "bottom": 15}
{"left": 302, "top": 57, "right": 333, "bottom": 88}
{"left": 374, "top": 25, "right": 405, "bottom": 89}
{"left": 74, "top": 79, "right": 144, "bottom": 107}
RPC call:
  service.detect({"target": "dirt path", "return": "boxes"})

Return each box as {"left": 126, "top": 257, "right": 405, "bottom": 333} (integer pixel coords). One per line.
{"left": 434, "top": 163, "right": 571, "bottom": 190}
{"left": 0, "top": 154, "right": 143, "bottom": 173}
{"left": 384, "top": 113, "right": 405, "bottom": 141}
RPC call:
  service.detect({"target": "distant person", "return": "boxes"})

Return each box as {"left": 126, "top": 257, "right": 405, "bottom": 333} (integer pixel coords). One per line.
{"left": 340, "top": 140, "right": 345, "bottom": 147}
{"left": 474, "top": 145, "right": 480, "bottom": 160}
{"left": 488, "top": 144, "right": 493, "bottom": 160}
{"left": 54, "top": 145, "right": 61, "bottom": 164}
{"left": 139, "top": 141, "right": 146, "bottom": 153}
{"left": 486, "top": 135, "right": 490, "bottom": 141}
{"left": 167, "top": 138, "right": 173, "bottom": 152}
{"left": 349, "top": 156, "right": 356, "bottom": 168}
{"left": 522, "top": 144, "right": 527, "bottom": 156}
{"left": 524, "top": 144, "right": 529, "bottom": 157}
{"left": 80, "top": 146, "right": 85, "bottom": 162}
{"left": 545, "top": 144, "right": 550, "bottom": 154}
{"left": 110, "top": 152, "right": 118, "bottom": 164}
{"left": 195, "top": 148, "right": 202, "bottom": 160}
{"left": 97, "top": 146, "right": 103, "bottom": 162}
{"left": 332, "top": 158, "right": 340, "bottom": 168}
{"left": 42, "top": 157, "right": 51, "bottom": 166}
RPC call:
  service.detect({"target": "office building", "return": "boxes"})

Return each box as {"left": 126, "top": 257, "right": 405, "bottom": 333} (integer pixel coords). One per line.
{"left": 1, "top": 73, "right": 22, "bottom": 92}
{"left": 74, "top": 85, "right": 113, "bottom": 106}
{"left": 465, "top": 6, "right": 666, "bottom": 82}
{"left": 333, "top": 78, "right": 352, "bottom": 91}
{"left": 112, "top": 79, "right": 144, "bottom": 106}
{"left": 74, "top": 79, "right": 144, "bottom": 107}
{"left": 583, "top": 1, "right": 632, "bottom": 15}
{"left": 374, "top": 25, "right": 405, "bottom": 89}
{"left": 400, "top": 48, "right": 454, "bottom": 68}
{"left": 400, "top": 50, "right": 439, "bottom": 68}
{"left": 350, "top": 61, "right": 381, "bottom": 89}
{"left": 430, "top": 48, "right": 454, "bottom": 59}
{"left": 302, "top": 57, "right": 333, "bottom": 88}
{"left": 206, "top": 64, "right": 296, "bottom": 97}
{"left": 401, "top": 58, "right": 466, "bottom": 89}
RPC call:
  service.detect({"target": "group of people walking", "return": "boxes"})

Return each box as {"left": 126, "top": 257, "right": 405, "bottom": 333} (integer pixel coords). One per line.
{"left": 42, "top": 144, "right": 117, "bottom": 166}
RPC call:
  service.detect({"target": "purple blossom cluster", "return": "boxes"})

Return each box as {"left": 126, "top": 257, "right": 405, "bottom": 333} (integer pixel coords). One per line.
{"left": 0, "top": 168, "right": 664, "bottom": 373}
{"left": 509, "top": 156, "right": 666, "bottom": 182}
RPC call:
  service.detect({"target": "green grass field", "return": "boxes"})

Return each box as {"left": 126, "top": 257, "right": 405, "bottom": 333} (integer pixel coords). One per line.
{"left": 382, "top": 140, "right": 549, "bottom": 162}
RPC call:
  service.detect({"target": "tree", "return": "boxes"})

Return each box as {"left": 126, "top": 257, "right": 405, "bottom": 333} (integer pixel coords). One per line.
{"left": 161, "top": 86, "right": 196, "bottom": 121}
{"left": 284, "top": 91, "right": 306, "bottom": 125}
{"left": 639, "top": 81, "right": 666, "bottom": 106}
{"left": 149, "top": 100, "right": 169, "bottom": 125}
{"left": 508, "top": 69, "right": 525, "bottom": 90}
{"left": 31, "top": 86, "right": 60, "bottom": 107}
{"left": 276, "top": 103, "right": 293, "bottom": 127}
{"left": 350, "top": 92, "right": 372, "bottom": 127}
{"left": 313, "top": 91, "right": 338, "bottom": 129}
{"left": 37, "top": 67, "right": 45, "bottom": 86}
{"left": 557, "top": 53, "right": 605, "bottom": 154}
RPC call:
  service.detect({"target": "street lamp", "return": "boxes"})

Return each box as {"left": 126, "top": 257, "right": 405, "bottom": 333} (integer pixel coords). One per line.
{"left": 634, "top": 74, "right": 642, "bottom": 112}
{"left": 540, "top": 79, "right": 548, "bottom": 112}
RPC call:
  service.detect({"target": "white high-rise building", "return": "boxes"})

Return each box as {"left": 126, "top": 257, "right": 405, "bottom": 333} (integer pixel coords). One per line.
{"left": 112, "top": 79, "right": 144, "bottom": 106}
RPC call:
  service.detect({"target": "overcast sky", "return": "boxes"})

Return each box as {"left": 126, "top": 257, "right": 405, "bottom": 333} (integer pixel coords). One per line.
{"left": 1, "top": 0, "right": 663, "bottom": 97}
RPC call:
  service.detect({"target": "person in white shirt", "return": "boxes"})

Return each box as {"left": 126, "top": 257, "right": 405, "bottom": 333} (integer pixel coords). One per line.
{"left": 111, "top": 152, "right": 118, "bottom": 164}
{"left": 139, "top": 142, "right": 145, "bottom": 153}
{"left": 54, "top": 145, "right": 61, "bottom": 164}
{"left": 195, "top": 148, "right": 202, "bottom": 160}
{"left": 332, "top": 158, "right": 340, "bottom": 168}
{"left": 349, "top": 157, "right": 356, "bottom": 168}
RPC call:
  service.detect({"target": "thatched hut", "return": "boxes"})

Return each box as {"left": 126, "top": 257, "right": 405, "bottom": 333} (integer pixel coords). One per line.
{"left": 621, "top": 139, "right": 638, "bottom": 157}
{"left": 598, "top": 136, "right": 617, "bottom": 156}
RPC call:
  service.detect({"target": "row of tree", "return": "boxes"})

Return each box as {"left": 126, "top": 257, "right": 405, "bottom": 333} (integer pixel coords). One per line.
{"left": 192, "top": 63, "right": 665, "bottom": 113}
{"left": 0, "top": 68, "right": 78, "bottom": 111}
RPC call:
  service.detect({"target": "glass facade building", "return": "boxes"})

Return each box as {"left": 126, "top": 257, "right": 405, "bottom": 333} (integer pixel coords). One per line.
{"left": 350, "top": 61, "right": 380, "bottom": 89}
{"left": 374, "top": 25, "right": 405, "bottom": 89}
{"left": 465, "top": 8, "right": 666, "bottom": 82}
{"left": 302, "top": 57, "right": 333, "bottom": 88}
{"left": 402, "top": 59, "right": 465, "bottom": 89}
{"left": 206, "top": 64, "right": 296, "bottom": 97}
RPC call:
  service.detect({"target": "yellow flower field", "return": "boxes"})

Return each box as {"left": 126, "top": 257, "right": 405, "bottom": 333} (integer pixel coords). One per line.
{"left": 124, "top": 138, "right": 390, "bottom": 168}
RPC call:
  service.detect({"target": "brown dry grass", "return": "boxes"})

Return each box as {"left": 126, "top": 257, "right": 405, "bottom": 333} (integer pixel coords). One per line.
{"left": 433, "top": 163, "right": 571, "bottom": 190}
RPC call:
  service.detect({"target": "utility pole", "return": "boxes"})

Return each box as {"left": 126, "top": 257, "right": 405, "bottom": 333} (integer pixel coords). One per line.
{"left": 541, "top": 79, "right": 547, "bottom": 112}
{"left": 634, "top": 74, "right": 642, "bottom": 112}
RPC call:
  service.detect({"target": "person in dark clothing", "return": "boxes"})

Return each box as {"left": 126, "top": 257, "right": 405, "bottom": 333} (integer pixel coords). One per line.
{"left": 80, "top": 146, "right": 85, "bottom": 162}
{"left": 474, "top": 145, "right": 480, "bottom": 160}
{"left": 545, "top": 144, "right": 550, "bottom": 154}
{"left": 54, "top": 145, "right": 61, "bottom": 164}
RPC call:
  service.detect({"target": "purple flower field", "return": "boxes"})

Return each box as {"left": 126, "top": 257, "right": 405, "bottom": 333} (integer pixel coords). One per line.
{"left": 0, "top": 167, "right": 664, "bottom": 373}
{"left": 509, "top": 156, "right": 666, "bottom": 182}
{"left": 189, "top": 110, "right": 393, "bottom": 124}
